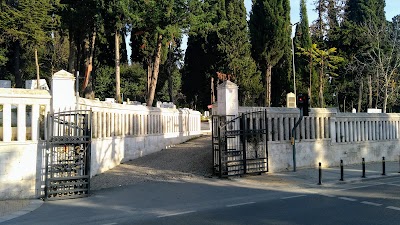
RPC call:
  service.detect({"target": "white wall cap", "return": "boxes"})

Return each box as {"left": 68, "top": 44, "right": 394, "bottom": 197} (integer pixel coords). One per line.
{"left": 217, "top": 80, "right": 238, "bottom": 89}
{"left": 53, "top": 70, "right": 75, "bottom": 79}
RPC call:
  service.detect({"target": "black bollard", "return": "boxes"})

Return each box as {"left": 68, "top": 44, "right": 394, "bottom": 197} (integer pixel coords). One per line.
{"left": 362, "top": 158, "right": 366, "bottom": 178}
{"left": 340, "top": 159, "right": 344, "bottom": 181}
{"left": 318, "top": 162, "right": 322, "bottom": 185}
{"left": 382, "top": 157, "right": 386, "bottom": 176}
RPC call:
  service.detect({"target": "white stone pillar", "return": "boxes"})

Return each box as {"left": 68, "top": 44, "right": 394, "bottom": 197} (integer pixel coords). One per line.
{"left": 217, "top": 81, "right": 239, "bottom": 117}
{"left": 330, "top": 115, "right": 336, "bottom": 143}
{"left": 320, "top": 117, "right": 325, "bottom": 139}
{"left": 360, "top": 121, "right": 364, "bottom": 141}
{"left": 285, "top": 117, "right": 296, "bottom": 140}
{"left": 316, "top": 117, "right": 320, "bottom": 139}
{"left": 267, "top": 117, "right": 272, "bottom": 141}
{"left": 311, "top": 117, "right": 316, "bottom": 139}
{"left": 305, "top": 117, "right": 310, "bottom": 139}
{"left": 51, "top": 70, "right": 76, "bottom": 112}
{"left": 301, "top": 118, "right": 305, "bottom": 140}
{"left": 345, "top": 121, "right": 349, "bottom": 142}
{"left": 372, "top": 121, "right": 376, "bottom": 140}
{"left": 17, "top": 104, "right": 26, "bottom": 141}
{"left": 31, "top": 104, "right": 39, "bottom": 141}
{"left": 3, "top": 103, "right": 11, "bottom": 142}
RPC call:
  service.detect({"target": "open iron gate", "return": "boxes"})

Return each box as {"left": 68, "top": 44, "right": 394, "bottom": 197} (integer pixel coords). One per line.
{"left": 212, "top": 111, "right": 268, "bottom": 177}
{"left": 45, "top": 110, "right": 92, "bottom": 200}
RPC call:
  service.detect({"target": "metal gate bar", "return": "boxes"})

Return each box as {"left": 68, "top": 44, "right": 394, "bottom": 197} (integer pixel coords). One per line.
{"left": 45, "top": 110, "right": 92, "bottom": 200}
{"left": 212, "top": 111, "right": 268, "bottom": 178}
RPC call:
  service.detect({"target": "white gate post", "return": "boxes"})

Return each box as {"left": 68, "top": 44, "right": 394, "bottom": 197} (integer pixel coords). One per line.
{"left": 51, "top": 70, "right": 77, "bottom": 112}
{"left": 217, "top": 80, "right": 239, "bottom": 117}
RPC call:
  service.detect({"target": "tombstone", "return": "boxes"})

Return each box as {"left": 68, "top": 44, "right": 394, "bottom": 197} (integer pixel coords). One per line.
{"left": 105, "top": 98, "right": 115, "bottom": 103}
{"left": 25, "top": 79, "right": 49, "bottom": 90}
{"left": 0, "top": 80, "right": 11, "bottom": 88}
{"left": 287, "top": 92, "right": 296, "bottom": 108}
{"left": 367, "top": 108, "right": 382, "bottom": 113}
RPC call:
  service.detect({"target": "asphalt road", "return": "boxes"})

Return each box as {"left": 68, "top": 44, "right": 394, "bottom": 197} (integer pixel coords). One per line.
{"left": 3, "top": 177, "right": 400, "bottom": 225}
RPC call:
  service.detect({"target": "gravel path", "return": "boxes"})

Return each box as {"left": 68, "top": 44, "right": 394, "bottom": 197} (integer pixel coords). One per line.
{"left": 90, "top": 135, "right": 213, "bottom": 190}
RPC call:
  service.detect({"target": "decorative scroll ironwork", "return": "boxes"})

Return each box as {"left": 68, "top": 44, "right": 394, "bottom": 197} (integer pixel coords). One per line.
{"left": 45, "top": 110, "right": 92, "bottom": 200}
{"left": 212, "top": 111, "right": 268, "bottom": 178}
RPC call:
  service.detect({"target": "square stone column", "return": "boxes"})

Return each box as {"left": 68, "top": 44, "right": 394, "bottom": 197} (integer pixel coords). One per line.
{"left": 51, "top": 70, "right": 76, "bottom": 112}
{"left": 217, "top": 81, "right": 239, "bottom": 116}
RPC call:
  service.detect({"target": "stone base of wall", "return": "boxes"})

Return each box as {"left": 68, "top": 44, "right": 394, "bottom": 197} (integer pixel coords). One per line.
{"left": 268, "top": 139, "right": 400, "bottom": 172}
{"left": 0, "top": 143, "right": 41, "bottom": 199}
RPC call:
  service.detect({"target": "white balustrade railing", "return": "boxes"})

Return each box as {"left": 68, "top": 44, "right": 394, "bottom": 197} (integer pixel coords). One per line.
{"left": 78, "top": 98, "right": 201, "bottom": 139}
{"left": 236, "top": 107, "right": 400, "bottom": 144}
{"left": 0, "top": 89, "right": 51, "bottom": 143}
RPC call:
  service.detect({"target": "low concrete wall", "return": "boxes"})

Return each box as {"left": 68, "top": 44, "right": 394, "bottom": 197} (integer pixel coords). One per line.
{"left": 268, "top": 139, "right": 400, "bottom": 172}
{"left": 0, "top": 143, "right": 40, "bottom": 199}
{"left": 79, "top": 97, "right": 202, "bottom": 177}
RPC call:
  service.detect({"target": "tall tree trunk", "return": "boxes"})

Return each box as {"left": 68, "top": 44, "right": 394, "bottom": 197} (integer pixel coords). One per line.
{"left": 265, "top": 64, "right": 272, "bottom": 107}
{"left": 374, "top": 69, "right": 379, "bottom": 108}
{"left": 319, "top": 61, "right": 324, "bottom": 108}
{"left": 167, "top": 48, "right": 174, "bottom": 103}
{"left": 13, "top": 41, "right": 22, "bottom": 88}
{"left": 368, "top": 75, "right": 372, "bottom": 108}
{"left": 168, "top": 71, "right": 173, "bottom": 103}
{"left": 383, "top": 83, "right": 388, "bottom": 113}
{"left": 211, "top": 77, "right": 215, "bottom": 104}
{"left": 68, "top": 30, "right": 76, "bottom": 74}
{"left": 35, "top": 48, "right": 40, "bottom": 89}
{"left": 357, "top": 79, "right": 363, "bottom": 112}
{"left": 115, "top": 29, "right": 121, "bottom": 103}
{"left": 309, "top": 49, "right": 313, "bottom": 107}
{"left": 147, "top": 62, "right": 153, "bottom": 96}
{"left": 146, "top": 34, "right": 163, "bottom": 106}
{"left": 83, "top": 29, "right": 97, "bottom": 99}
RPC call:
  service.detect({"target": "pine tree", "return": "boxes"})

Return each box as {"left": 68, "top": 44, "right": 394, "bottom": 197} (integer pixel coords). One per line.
{"left": 249, "top": 0, "right": 291, "bottom": 107}
{"left": 0, "top": 0, "right": 54, "bottom": 87}
{"left": 340, "top": 0, "right": 387, "bottom": 111}
{"left": 131, "top": 0, "right": 188, "bottom": 106}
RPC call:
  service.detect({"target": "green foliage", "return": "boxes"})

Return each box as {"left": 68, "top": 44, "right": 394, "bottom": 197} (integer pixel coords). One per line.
{"left": 93, "top": 65, "right": 114, "bottom": 100}
{"left": 294, "top": 0, "right": 313, "bottom": 102}
{"left": 249, "top": 0, "right": 291, "bottom": 67}
{"left": 94, "top": 63, "right": 146, "bottom": 102}
{"left": 298, "top": 44, "right": 344, "bottom": 107}
{"left": 120, "top": 63, "right": 147, "bottom": 102}
{"left": 157, "top": 67, "right": 182, "bottom": 103}
{"left": 249, "top": 0, "right": 291, "bottom": 106}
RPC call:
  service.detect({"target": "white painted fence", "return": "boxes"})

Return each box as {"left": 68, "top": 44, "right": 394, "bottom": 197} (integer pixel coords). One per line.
{"left": 237, "top": 107, "right": 400, "bottom": 172}
{"left": 215, "top": 81, "right": 400, "bottom": 172}
{"left": 78, "top": 98, "right": 201, "bottom": 175}
{"left": 0, "top": 70, "right": 201, "bottom": 200}
{"left": 0, "top": 89, "right": 51, "bottom": 199}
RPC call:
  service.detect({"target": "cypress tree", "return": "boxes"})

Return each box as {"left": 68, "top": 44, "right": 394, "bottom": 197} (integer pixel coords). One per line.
{"left": 183, "top": 0, "right": 261, "bottom": 109}
{"left": 249, "top": 0, "right": 291, "bottom": 107}
{"left": 219, "top": 0, "right": 262, "bottom": 106}
{"left": 294, "top": 0, "right": 313, "bottom": 102}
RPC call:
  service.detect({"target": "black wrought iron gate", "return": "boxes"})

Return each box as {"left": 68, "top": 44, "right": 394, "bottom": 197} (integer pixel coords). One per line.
{"left": 212, "top": 111, "right": 268, "bottom": 178}
{"left": 45, "top": 110, "right": 92, "bottom": 200}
